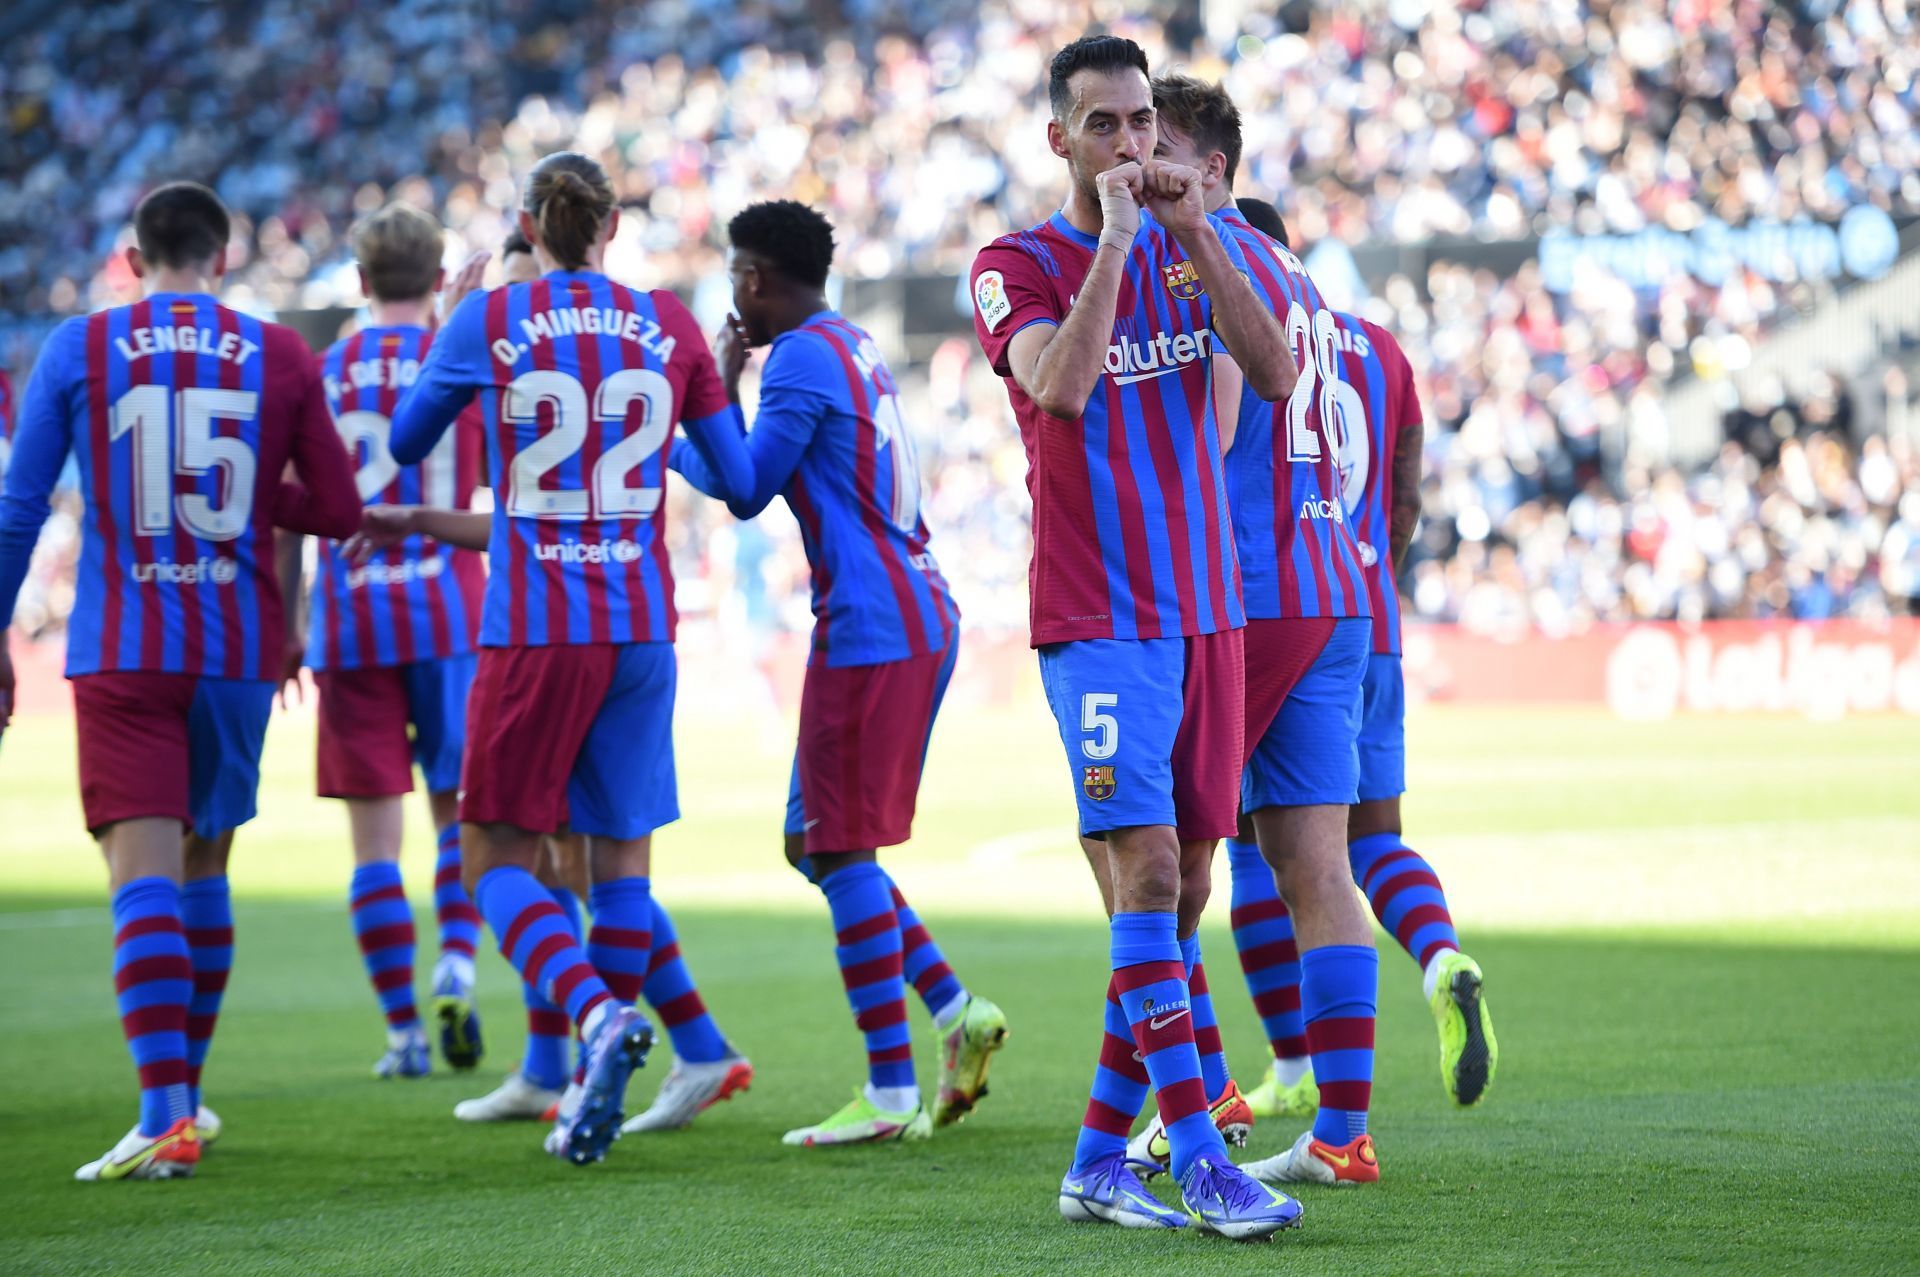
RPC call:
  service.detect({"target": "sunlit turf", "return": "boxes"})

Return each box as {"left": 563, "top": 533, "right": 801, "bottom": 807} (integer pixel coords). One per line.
{"left": 2, "top": 699, "right": 1917, "bottom": 1273}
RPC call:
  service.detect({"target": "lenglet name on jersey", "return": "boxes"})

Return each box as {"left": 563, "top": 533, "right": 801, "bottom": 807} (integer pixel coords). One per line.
{"left": 1104, "top": 328, "right": 1213, "bottom": 386}
{"left": 114, "top": 326, "right": 260, "bottom": 365}
{"left": 490, "top": 307, "right": 676, "bottom": 365}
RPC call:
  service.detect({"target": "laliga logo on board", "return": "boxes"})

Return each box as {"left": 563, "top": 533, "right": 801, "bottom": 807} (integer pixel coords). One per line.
{"left": 1605, "top": 624, "right": 1920, "bottom": 721}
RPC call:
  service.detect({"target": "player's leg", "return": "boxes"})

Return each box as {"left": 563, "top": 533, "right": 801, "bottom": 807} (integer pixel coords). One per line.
{"left": 782, "top": 653, "right": 936, "bottom": 1146}
{"left": 408, "top": 654, "right": 484, "bottom": 1070}
{"left": 454, "top": 836, "right": 575, "bottom": 1122}
{"left": 1350, "top": 653, "right": 1495, "bottom": 1105}
{"left": 181, "top": 830, "right": 234, "bottom": 1144}
{"left": 460, "top": 644, "right": 642, "bottom": 1165}
{"left": 1123, "top": 632, "right": 1260, "bottom": 1179}
{"left": 1236, "top": 619, "right": 1380, "bottom": 1187}
{"left": 554, "top": 642, "right": 698, "bottom": 1162}
{"left": 345, "top": 797, "right": 430, "bottom": 1077}
{"left": 1048, "top": 634, "right": 1295, "bottom": 1237}
{"left": 620, "top": 892, "right": 753, "bottom": 1133}
{"left": 170, "top": 677, "right": 276, "bottom": 1142}
{"left": 888, "top": 640, "right": 1007, "bottom": 1126}
{"left": 1225, "top": 819, "right": 1314, "bottom": 1119}
{"left": 315, "top": 667, "right": 429, "bottom": 1076}
{"left": 1225, "top": 619, "right": 1327, "bottom": 1119}
{"left": 79, "top": 814, "right": 201, "bottom": 1181}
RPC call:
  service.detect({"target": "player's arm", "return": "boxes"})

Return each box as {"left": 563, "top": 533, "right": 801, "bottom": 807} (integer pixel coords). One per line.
{"left": 0, "top": 323, "right": 81, "bottom": 732}
{"left": 675, "top": 330, "right": 823, "bottom": 518}
{"left": 1001, "top": 165, "right": 1144, "bottom": 420}
{"left": 343, "top": 506, "right": 491, "bottom": 562}
{"left": 1144, "top": 162, "right": 1296, "bottom": 403}
{"left": 658, "top": 302, "right": 756, "bottom": 505}
{"left": 274, "top": 352, "right": 362, "bottom": 539}
{"left": 1386, "top": 344, "right": 1426, "bottom": 571}
{"left": 273, "top": 528, "right": 306, "bottom": 706}
{"left": 391, "top": 292, "right": 486, "bottom": 466}
{"left": 1211, "top": 350, "right": 1245, "bottom": 454}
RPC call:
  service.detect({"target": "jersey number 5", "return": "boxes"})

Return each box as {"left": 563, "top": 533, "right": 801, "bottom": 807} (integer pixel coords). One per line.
{"left": 505, "top": 368, "right": 672, "bottom": 520}
{"left": 110, "top": 385, "right": 258, "bottom": 542}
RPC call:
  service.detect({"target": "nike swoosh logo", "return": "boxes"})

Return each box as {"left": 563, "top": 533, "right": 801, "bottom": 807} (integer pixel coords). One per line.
{"left": 1322, "top": 1150, "right": 1351, "bottom": 1168}
{"left": 1112, "top": 367, "right": 1183, "bottom": 386}
{"left": 1064, "top": 1181, "right": 1084, "bottom": 1193}
{"left": 1147, "top": 1010, "right": 1190, "bottom": 1031}
{"left": 802, "top": 818, "right": 821, "bottom": 831}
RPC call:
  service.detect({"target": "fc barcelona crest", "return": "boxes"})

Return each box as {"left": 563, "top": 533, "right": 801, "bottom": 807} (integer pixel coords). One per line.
{"left": 1083, "top": 765, "right": 1116, "bottom": 801}
{"left": 1161, "top": 260, "right": 1204, "bottom": 301}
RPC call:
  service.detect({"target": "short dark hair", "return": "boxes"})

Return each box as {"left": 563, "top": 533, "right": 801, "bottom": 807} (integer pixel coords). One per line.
{"left": 502, "top": 227, "right": 532, "bottom": 259}
{"left": 1048, "top": 36, "right": 1150, "bottom": 120}
{"left": 1235, "top": 196, "right": 1290, "bottom": 248}
{"left": 134, "top": 182, "right": 230, "bottom": 271}
{"left": 1152, "top": 74, "right": 1243, "bottom": 186}
{"left": 727, "top": 200, "right": 834, "bottom": 289}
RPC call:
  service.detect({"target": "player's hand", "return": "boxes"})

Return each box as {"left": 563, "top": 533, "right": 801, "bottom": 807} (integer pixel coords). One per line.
{"left": 342, "top": 505, "right": 419, "bottom": 565}
{"left": 277, "top": 635, "right": 305, "bottom": 711}
{"left": 712, "top": 315, "right": 750, "bottom": 400}
{"left": 1095, "top": 162, "right": 1144, "bottom": 252}
{"left": 1141, "top": 160, "right": 1207, "bottom": 238}
{"left": 434, "top": 249, "right": 491, "bottom": 330}
{"left": 0, "top": 633, "right": 14, "bottom": 740}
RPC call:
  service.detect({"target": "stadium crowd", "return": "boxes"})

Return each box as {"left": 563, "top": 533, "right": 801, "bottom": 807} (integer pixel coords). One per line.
{"left": 3, "top": 0, "right": 1918, "bottom": 645}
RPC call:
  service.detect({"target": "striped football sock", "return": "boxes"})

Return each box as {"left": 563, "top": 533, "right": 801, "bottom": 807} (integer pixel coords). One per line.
{"left": 1227, "top": 837, "right": 1308, "bottom": 1063}
{"left": 349, "top": 862, "right": 418, "bottom": 1032}
{"left": 1349, "top": 832, "right": 1461, "bottom": 971}
{"left": 1069, "top": 974, "right": 1153, "bottom": 1171}
{"left": 432, "top": 825, "right": 481, "bottom": 965}
{"left": 519, "top": 886, "right": 580, "bottom": 1090}
{"left": 1303, "top": 944, "right": 1378, "bottom": 1145}
{"left": 111, "top": 877, "right": 194, "bottom": 1138}
{"left": 886, "top": 874, "right": 967, "bottom": 1028}
{"left": 643, "top": 897, "right": 732, "bottom": 1065}
{"left": 475, "top": 867, "right": 612, "bottom": 1030}
{"left": 1112, "top": 911, "right": 1226, "bottom": 1179}
{"left": 819, "top": 862, "right": 914, "bottom": 1100}
{"left": 180, "top": 875, "right": 233, "bottom": 1113}
{"left": 1179, "top": 933, "right": 1231, "bottom": 1099}
{"left": 586, "top": 877, "right": 653, "bottom": 1005}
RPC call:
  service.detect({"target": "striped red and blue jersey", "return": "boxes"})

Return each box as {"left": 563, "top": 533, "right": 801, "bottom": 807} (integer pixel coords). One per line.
{"left": 309, "top": 324, "right": 484, "bottom": 670}
{"left": 0, "top": 368, "right": 13, "bottom": 480}
{"left": 970, "top": 210, "right": 1246, "bottom": 646}
{"left": 1329, "top": 313, "right": 1422, "bottom": 655}
{"left": 675, "top": 311, "right": 957, "bottom": 667}
{"left": 389, "top": 271, "right": 751, "bottom": 648}
{"left": 0, "top": 295, "right": 361, "bottom": 677}
{"left": 1216, "top": 207, "right": 1369, "bottom": 622}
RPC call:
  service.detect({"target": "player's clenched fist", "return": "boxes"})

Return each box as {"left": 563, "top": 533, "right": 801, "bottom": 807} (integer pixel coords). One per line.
{"left": 1095, "top": 161, "right": 1143, "bottom": 252}
{"left": 1141, "top": 159, "right": 1207, "bottom": 236}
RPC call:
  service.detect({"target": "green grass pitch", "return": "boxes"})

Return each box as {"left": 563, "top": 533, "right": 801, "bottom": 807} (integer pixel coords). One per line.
{"left": 2, "top": 700, "right": 1918, "bottom": 1275}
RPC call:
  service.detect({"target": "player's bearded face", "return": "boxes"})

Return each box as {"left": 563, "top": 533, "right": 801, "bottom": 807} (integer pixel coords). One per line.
{"left": 1055, "top": 70, "right": 1156, "bottom": 207}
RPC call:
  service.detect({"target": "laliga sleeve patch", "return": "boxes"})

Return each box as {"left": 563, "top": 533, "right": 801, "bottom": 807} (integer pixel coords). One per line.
{"left": 975, "top": 270, "right": 1012, "bottom": 333}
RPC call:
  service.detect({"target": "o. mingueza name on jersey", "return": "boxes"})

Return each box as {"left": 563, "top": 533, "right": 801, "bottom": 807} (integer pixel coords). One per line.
{"left": 113, "top": 325, "right": 261, "bottom": 365}
{"left": 487, "top": 306, "right": 678, "bottom": 365}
